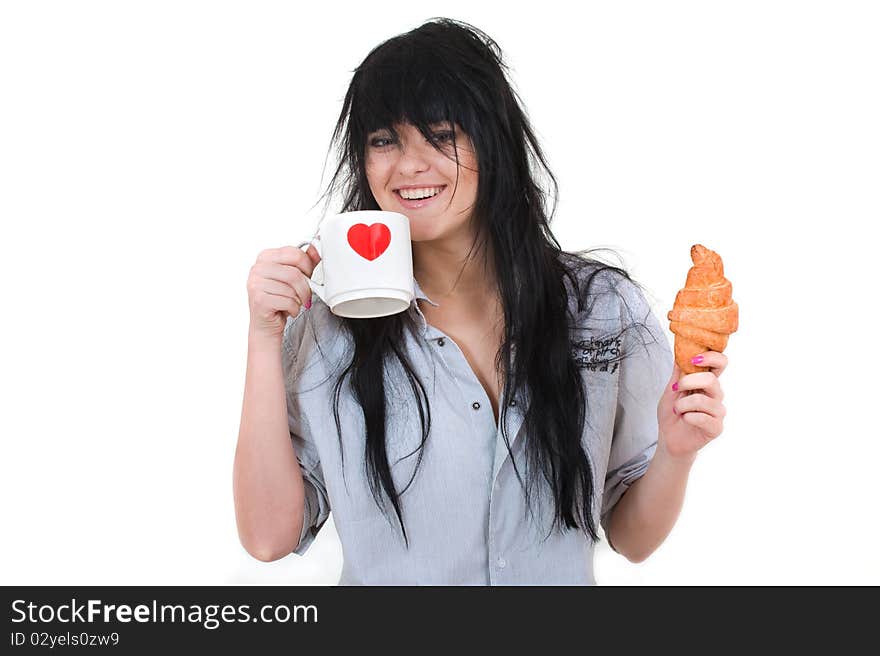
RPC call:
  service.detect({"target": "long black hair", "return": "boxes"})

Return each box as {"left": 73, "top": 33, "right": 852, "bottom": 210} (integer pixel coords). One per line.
{"left": 308, "top": 17, "right": 648, "bottom": 548}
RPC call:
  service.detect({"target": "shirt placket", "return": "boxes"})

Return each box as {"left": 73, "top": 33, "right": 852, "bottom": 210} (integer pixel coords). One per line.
{"left": 410, "top": 293, "right": 524, "bottom": 584}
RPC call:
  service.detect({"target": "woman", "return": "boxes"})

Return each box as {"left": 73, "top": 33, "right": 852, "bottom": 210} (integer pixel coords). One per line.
{"left": 233, "top": 18, "right": 728, "bottom": 585}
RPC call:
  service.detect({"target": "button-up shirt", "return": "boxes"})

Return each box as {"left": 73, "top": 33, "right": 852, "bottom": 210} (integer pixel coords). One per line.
{"left": 281, "top": 264, "right": 672, "bottom": 585}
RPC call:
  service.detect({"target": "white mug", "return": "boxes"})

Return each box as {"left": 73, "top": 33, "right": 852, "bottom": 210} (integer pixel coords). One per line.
{"left": 297, "top": 210, "right": 414, "bottom": 318}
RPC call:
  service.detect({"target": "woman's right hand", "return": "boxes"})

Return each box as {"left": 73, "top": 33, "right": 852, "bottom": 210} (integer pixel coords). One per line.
{"left": 246, "top": 244, "right": 322, "bottom": 342}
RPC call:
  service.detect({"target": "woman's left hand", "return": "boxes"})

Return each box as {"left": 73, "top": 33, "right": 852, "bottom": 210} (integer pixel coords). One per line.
{"left": 657, "top": 351, "right": 728, "bottom": 460}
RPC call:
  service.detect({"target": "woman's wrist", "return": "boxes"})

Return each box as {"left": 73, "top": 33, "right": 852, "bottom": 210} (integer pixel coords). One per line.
{"left": 248, "top": 328, "right": 283, "bottom": 354}
{"left": 656, "top": 438, "right": 699, "bottom": 468}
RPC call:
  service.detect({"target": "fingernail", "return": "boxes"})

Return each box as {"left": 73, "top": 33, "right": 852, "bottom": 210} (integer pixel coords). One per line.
{"left": 305, "top": 298, "right": 312, "bottom": 310}
{"left": 691, "top": 355, "right": 704, "bottom": 365}
{"left": 674, "top": 407, "right": 678, "bottom": 415}
{"left": 672, "top": 382, "right": 679, "bottom": 392}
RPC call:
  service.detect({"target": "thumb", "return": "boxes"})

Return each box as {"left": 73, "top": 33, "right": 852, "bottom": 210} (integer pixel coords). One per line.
{"left": 659, "top": 362, "right": 682, "bottom": 418}
{"left": 665, "top": 362, "right": 682, "bottom": 397}
{"left": 306, "top": 244, "right": 322, "bottom": 266}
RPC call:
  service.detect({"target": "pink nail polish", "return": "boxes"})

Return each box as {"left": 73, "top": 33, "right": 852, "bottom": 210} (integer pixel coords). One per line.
{"left": 672, "top": 382, "right": 678, "bottom": 392}
{"left": 691, "top": 355, "right": 704, "bottom": 365}
{"left": 305, "top": 298, "right": 312, "bottom": 310}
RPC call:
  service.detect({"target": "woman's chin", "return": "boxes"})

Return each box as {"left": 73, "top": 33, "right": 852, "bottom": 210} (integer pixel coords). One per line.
{"left": 408, "top": 221, "right": 449, "bottom": 241}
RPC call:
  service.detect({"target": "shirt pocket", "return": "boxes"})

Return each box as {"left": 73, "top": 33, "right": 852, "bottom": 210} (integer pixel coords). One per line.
{"left": 570, "top": 319, "right": 622, "bottom": 450}
{"left": 570, "top": 321, "right": 625, "bottom": 375}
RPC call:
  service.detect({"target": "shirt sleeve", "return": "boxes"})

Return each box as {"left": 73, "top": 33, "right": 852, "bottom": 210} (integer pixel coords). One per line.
{"left": 599, "top": 278, "right": 673, "bottom": 552}
{"left": 281, "top": 308, "right": 331, "bottom": 556}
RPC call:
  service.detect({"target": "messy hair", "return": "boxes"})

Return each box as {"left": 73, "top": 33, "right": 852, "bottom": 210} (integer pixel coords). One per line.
{"left": 306, "top": 18, "right": 650, "bottom": 547}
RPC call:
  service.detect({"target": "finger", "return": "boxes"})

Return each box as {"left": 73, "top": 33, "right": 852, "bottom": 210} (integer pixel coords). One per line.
{"left": 263, "top": 290, "right": 301, "bottom": 319}
{"left": 289, "top": 275, "right": 313, "bottom": 310}
{"left": 691, "top": 350, "right": 728, "bottom": 377}
{"left": 256, "top": 261, "right": 308, "bottom": 288}
{"left": 260, "top": 278, "right": 299, "bottom": 300}
{"left": 261, "top": 246, "right": 317, "bottom": 277}
{"left": 667, "top": 362, "right": 682, "bottom": 387}
{"left": 255, "top": 264, "right": 312, "bottom": 310}
{"left": 675, "top": 394, "right": 726, "bottom": 419}
{"left": 305, "top": 243, "right": 322, "bottom": 266}
{"left": 676, "top": 372, "right": 724, "bottom": 401}
{"left": 669, "top": 363, "right": 689, "bottom": 416}
{"left": 680, "top": 411, "right": 723, "bottom": 439}
{"left": 667, "top": 362, "right": 684, "bottom": 399}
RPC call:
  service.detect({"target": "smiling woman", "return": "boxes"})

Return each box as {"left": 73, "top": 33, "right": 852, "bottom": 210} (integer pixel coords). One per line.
{"left": 236, "top": 17, "right": 675, "bottom": 585}
{"left": 364, "top": 120, "right": 480, "bottom": 241}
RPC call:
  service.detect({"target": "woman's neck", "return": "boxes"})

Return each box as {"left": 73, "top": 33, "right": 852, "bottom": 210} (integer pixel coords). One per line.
{"left": 412, "top": 234, "right": 497, "bottom": 303}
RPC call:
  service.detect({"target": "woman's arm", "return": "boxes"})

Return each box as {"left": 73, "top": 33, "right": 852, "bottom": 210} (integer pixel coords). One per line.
{"left": 605, "top": 443, "right": 696, "bottom": 563}
{"left": 608, "top": 349, "right": 729, "bottom": 563}
{"left": 233, "top": 331, "right": 307, "bottom": 561}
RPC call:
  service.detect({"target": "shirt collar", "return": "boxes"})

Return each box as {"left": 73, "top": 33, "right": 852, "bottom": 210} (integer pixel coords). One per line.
{"left": 412, "top": 276, "right": 439, "bottom": 307}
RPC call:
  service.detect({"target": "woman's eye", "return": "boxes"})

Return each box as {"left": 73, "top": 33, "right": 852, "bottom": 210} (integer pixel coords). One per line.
{"left": 368, "top": 131, "right": 454, "bottom": 148}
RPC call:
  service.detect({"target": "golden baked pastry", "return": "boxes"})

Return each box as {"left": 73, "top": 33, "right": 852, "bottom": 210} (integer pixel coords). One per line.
{"left": 667, "top": 244, "right": 739, "bottom": 375}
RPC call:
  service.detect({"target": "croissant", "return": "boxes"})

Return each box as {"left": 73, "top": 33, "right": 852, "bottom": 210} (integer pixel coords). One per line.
{"left": 667, "top": 244, "right": 739, "bottom": 375}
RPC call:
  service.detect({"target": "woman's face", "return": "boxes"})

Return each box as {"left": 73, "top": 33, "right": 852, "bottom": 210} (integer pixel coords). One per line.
{"left": 365, "top": 121, "right": 479, "bottom": 242}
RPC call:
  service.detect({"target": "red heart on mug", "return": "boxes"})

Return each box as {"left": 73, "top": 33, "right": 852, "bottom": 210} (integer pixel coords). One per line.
{"left": 347, "top": 223, "right": 391, "bottom": 261}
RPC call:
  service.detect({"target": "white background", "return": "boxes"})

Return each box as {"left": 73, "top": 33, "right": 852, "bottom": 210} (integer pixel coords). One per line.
{"left": 2, "top": 1, "right": 877, "bottom": 585}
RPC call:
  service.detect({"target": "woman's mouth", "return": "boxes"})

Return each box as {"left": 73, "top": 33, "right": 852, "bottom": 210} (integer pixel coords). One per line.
{"left": 393, "top": 185, "right": 448, "bottom": 209}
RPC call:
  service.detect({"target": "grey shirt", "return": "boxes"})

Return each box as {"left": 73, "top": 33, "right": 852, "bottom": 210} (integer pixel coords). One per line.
{"left": 281, "top": 264, "right": 672, "bottom": 585}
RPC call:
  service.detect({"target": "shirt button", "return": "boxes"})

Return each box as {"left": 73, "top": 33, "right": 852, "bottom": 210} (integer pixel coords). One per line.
{"left": 509, "top": 399, "right": 517, "bottom": 407}
{"left": 497, "top": 557, "right": 507, "bottom": 569}
{"left": 472, "top": 401, "right": 481, "bottom": 411}
{"left": 437, "top": 337, "right": 445, "bottom": 346}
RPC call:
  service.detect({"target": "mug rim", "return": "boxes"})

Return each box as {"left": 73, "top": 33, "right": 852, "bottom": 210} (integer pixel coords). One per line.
{"left": 332, "top": 209, "right": 409, "bottom": 220}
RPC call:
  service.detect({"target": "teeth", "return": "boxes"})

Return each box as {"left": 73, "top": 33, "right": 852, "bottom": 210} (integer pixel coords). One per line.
{"left": 398, "top": 186, "right": 443, "bottom": 200}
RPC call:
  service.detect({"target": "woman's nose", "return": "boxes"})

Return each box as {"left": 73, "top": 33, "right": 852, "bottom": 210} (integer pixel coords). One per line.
{"left": 396, "top": 141, "right": 433, "bottom": 175}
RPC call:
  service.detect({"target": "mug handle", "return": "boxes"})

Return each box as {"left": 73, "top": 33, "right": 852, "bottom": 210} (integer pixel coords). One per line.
{"left": 296, "top": 237, "right": 326, "bottom": 305}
